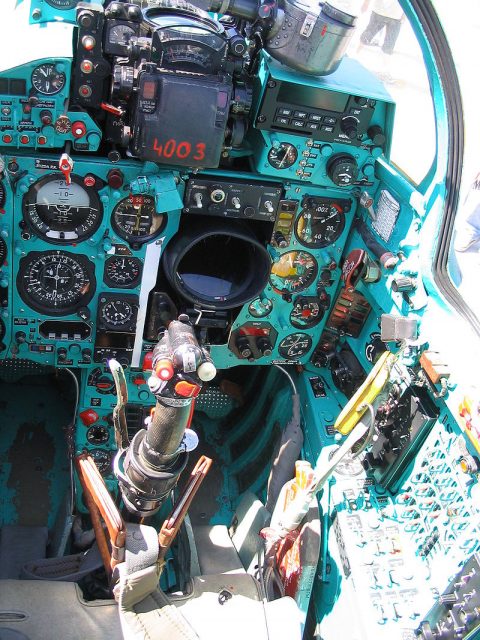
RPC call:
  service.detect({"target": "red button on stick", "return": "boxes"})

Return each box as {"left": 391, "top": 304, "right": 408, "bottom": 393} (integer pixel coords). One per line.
{"left": 79, "top": 408, "right": 99, "bottom": 427}
{"left": 155, "top": 359, "right": 174, "bottom": 381}
{"left": 175, "top": 381, "right": 200, "bottom": 398}
{"left": 142, "top": 352, "right": 153, "bottom": 371}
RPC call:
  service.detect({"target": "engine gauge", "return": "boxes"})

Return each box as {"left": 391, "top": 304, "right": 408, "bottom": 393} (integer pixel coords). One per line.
{"left": 31, "top": 63, "right": 66, "bottom": 95}
{"left": 270, "top": 250, "right": 318, "bottom": 294}
{"left": 267, "top": 143, "right": 298, "bottom": 170}
{"left": 290, "top": 296, "right": 324, "bottom": 329}
{"left": 104, "top": 256, "right": 142, "bottom": 289}
{"left": 108, "top": 24, "right": 136, "bottom": 46}
{"left": 248, "top": 297, "right": 273, "bottom": 318}
{"left": 22, "top": 174, "right": 103, "bottom": 244}
{"left": 295, "top": 197, "right": 349, "bottom": 248}
{"left": 17, "top": 251, "right": 96, "bottom": 316}
{"left": 89, "top": 449, "right": 113, "bottom": 476}
{"left": 278, "top": 332, "right": 313, "bottom": 359}
{"left": 87, "top": 425, "right": 110, "bottom": 445}
{"left": 111, "top": 196, "right": 166, "bottom": 245}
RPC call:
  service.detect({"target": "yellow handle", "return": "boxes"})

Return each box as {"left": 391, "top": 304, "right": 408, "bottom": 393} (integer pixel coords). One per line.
{"left": 334, "top": 351, "right": 396, "bottom": 435}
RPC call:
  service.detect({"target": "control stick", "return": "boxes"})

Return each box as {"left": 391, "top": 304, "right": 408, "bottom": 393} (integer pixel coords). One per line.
{"left": 113, "top": 315, "right": 216, "bottom": 517}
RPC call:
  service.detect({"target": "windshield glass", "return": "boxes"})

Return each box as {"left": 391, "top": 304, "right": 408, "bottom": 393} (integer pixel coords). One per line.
{"left": 433, "top": 3, "right": 480, "bottom": 319}
{"left": 345, "top": 0, "right": 436, "bottom": 185}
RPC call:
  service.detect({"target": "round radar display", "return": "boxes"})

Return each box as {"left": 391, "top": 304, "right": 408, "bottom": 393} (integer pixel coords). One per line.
{"left": 111, "top": 195, "right": 166, "bottom": 245}
{"left": 31, "top": 63, "right": 66, "bottom": 95}
{"left": 270, "top": 250, "right": 318, "bottom": 294}
{"left": 295, "top": 198, "right": 347, "bottom": 248}
{"left": 17, "top": 251, "right": 96, "bottom": 316}
{"left": 278, "top": 333, "right": 313, "bottom": 359}
{"left": 22, "top": 174, "right": 103, "bottom": 244}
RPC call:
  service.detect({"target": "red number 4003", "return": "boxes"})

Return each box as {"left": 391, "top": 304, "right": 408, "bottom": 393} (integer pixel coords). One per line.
{"left": 153, "top": 138, "right": 206, "bottom": 162}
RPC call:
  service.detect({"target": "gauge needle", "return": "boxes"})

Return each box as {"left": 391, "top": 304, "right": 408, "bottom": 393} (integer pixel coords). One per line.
{"left": 134, "top": 204, "right": 142, "bottom": 232}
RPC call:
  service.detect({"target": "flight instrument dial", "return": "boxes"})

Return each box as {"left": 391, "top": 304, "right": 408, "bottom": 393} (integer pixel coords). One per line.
{"left": 278, "top": 333, "right": 313, "bottom": 359}
{"left": 111, "top": 195, "right": 166, "bottom": 245}
{"left": 104, "top": 256, "right": 142, "bottom": 288}
{"left": 270, "top": 251, "right": 318, "bottom": 294}
{"left": 295, "top": 197, "right": 350, "bottom": 248}
{"left": 22, "top": 174, "right": 103, "bottom": 244}
{"left": 17, "top": 251, "right": 95, "bottom": 315}
{"left": 267, "top": 143, "right": 298, "bottom": 170}
{"left": 31, "top": 63, "right": 66, "bottom": 95}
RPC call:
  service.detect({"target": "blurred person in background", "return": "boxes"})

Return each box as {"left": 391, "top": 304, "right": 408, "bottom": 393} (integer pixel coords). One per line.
{"left": 360, "top": 0, "right": 404, "bottom": 55}
{"left": 455, "top": 171, "right": 480, "bottom": 252}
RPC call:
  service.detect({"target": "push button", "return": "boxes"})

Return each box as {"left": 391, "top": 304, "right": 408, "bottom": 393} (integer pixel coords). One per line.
{"left": 277, "top": 108, "right": 292, "bottom": 117}
{"left": 275, "top": 116, "right": 290, "bottom": 126}
{"left": 291, "top": 120, "right": 305, "bottom": 128}
{"left": 175, "top": 381, "right": 201, "bottom": 398}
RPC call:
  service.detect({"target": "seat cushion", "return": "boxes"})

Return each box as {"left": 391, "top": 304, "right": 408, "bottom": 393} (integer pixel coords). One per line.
{"left": 0, "top": 580, "right": 120, "bottom": 640}
{"left": 193, "top": 525, "right": 245, "bottom": 575}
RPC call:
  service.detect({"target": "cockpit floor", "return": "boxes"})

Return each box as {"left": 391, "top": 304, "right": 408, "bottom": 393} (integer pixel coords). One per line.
{"left": 0, "top": 372, "right": 73, "bottom": 529}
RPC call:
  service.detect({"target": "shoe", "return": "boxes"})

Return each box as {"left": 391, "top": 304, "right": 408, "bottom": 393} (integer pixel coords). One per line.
{"left": 455, "top": 225, "right": 480, "bottom": 252}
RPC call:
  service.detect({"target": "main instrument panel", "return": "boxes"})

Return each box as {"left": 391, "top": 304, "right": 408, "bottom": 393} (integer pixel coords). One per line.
{"left": 2, "top": 3, "right": 478, "bottom": 640}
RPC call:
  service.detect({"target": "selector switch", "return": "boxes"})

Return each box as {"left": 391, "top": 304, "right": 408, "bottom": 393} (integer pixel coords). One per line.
{"left": 256, "top": 336, "right": 273, "bottom": 357}
{"left": 235, "top": 336, "right": 253, "bottom": 359}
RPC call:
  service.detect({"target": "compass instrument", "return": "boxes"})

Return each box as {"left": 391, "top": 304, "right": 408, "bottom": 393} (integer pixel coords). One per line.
{"left": 17, "top": 251, "right": 95, "bottom": 316}
{"left": 22, "top": 174, "right": 102, "bottom": 244}
{"left": 31, "top": 63, "right": 66, "bottom": 95}
{"left": 278, "top": 332, "right": 313, "bottom": 359}
{"left": 111, "top": 196, "right": 165, "bottom": 245}
{"left": 295, "top": 197, "right": 350, "bottom": 248}
{"left": 270, "top": 250, "right": 318, "bottom": 294}
{"left": 103, "top": 256, "right": 142, "bottom": 289}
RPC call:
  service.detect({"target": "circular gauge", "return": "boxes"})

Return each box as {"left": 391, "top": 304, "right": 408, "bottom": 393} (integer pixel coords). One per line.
{"left": 326, "top": 154, "right": 359, "bottom": 186}
{"left": 86, "top": 425, "right": 110, "bottom": 446}
{"left": 0, "top": 237, "right": 7, "bottom": 265}
{"left": 111, "top": 196, "right": 165, "bottom": 245}
{"left": 278, "top": 333, "right": 313, "bottom": 359}
{"left": 295, "top": 199, "right": 346, "bottom": 248}
{"left": 88, "top": 368, "right": 116, "bottom": 395}
{"left": 22, "top": 174, "right": 103, "bottom": 244}
{"left": 108, "top": 23, "right": 136, "bottom": 46}
{"left": 270, "top": 250, "right": 318, "bottom": 294}
{"left": 17, "top": 251, "right": 96, "bottom": 316}
{"left": 31, "top": 63, "right": 66, "bottom": 95}
{"left": 329, "top": 448, "right": 364, "bottom": 476}
{"left": 248, "top": 297, "right": 273, "bottom": 318}
{"left": 104, "top": 256, "right": 142, "bottom": 288}
{"left": 290, "top": 296, "right": 324, "bottom": 329}
{"left": 44, "top": 0, "right": 78, "bottom": 8}
{"left": 267, "top": 143, "right": 298, "bottom": 170}
{"left": 99, "top": 298, "right": 135, "bottom": 329}
{"left": 89, "top": 449, "right": 113, "bottom": 476}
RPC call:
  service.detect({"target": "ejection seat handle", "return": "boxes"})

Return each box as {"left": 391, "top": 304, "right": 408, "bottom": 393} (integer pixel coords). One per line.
{"left": 75, "top": 453, "right": 126, "bottom": 577}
